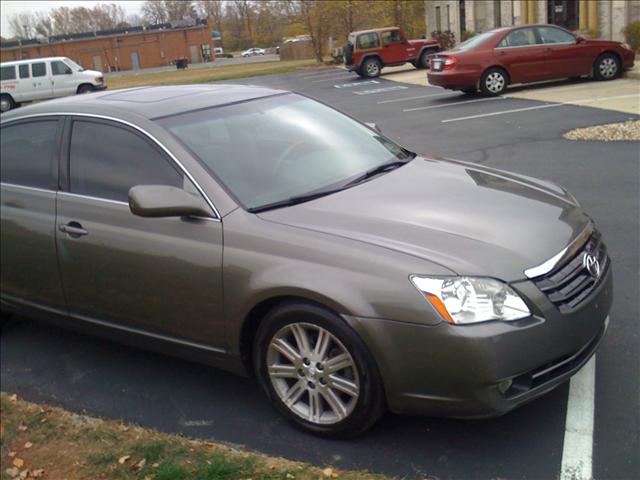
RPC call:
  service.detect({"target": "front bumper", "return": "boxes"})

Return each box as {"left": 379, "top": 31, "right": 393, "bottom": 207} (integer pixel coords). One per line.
{"left": 95, "top": 83, "right": 108, "bottom": 91}
{"left": 345, "top": 267, "right": 612, "bottom": 417}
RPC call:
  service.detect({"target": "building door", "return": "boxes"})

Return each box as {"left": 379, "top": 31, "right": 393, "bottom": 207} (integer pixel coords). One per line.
{"left": 548, "top": 0, "right": 579, "bottom": 30}
{"left": 189, "top": 45, "right": 200, "bottom": 64}
{"left": 130, "top": 51, "right": 140, "bottom": 70}
{"left": 92, "top": 55, "right": 103, "bottom": 72}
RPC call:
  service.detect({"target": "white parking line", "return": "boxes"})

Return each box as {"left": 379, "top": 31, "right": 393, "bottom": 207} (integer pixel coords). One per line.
{"left": 334, "top": 80, "right": 380, "bottom": 88}
{"left": 311, "top": 74, "right": 356, "bottom": 83}
{"left": 560, "top": 355, "right": 596, "bottom": 480}
{"left": 377, "top": 92, "right": 458, "bottom": 104}
{"left": 403, "top": 96, "right": 506, "bottom": 112}
{"left": 354, "top": 85, "right": 409, "bottom": 95}
{"left": 441, "top": 94, "right": 640, "bottom": 123}
{"left": 299, "top": 69, "right": 348, "bottom": 79}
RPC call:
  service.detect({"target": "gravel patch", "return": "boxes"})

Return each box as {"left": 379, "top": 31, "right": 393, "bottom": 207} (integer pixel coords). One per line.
{"left": 564, "top": 120, "right": 640, "bottom": 141}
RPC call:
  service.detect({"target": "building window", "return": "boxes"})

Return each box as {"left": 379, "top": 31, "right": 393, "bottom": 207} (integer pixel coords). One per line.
{"left": 446, "top": 5, "right": 451, "bottom": 31}
{"left": 494, "top": 0, "right": 502, "bottom": 27}
{"left": 436, "top": 6, "right": 442, "bottom": 31}
{"left": 460, "top": 0, "right": 466, "bottom": 33}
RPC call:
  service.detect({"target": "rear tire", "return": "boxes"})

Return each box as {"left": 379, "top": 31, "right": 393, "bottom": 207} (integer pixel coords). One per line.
{"left": 254, "top": 301, "right": 386, "bottom": 438}
{"left": 77, "top": 84, "right": 95, "bottom": 94}
{"left": 361, "top": 57, "right": 382, "bottom": 78}
{"left": 480, "top": 67, "right": 508, "bottom": 96}
{"left": 1, "top": 94, "right": 15, "bottom": 113}
{"left": 593, "top": 53, "right": 620, "bottom": 81}
{"left": 415, "top": 51, "right": 430, "bottom": 69}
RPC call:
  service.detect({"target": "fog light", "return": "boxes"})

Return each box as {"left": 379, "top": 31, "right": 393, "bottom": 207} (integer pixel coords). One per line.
{"left": 498, "top": 379, "right": 513, "bottom": 394}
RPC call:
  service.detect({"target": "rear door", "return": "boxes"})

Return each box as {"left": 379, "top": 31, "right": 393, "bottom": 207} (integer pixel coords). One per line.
{"left": 28, "top": 61, "right": 54, "bottom": 100}
{"left": 379, "top": 29, "right": 412, "bottom": 65}
{"left": 493, "top": 27, "right": 549, "bottom": 83}
{"left": 536, "top": 26, "right": 591, "bottom": 77}
{"left": 56, "top": 117, "right": 225, "bottom": 347}
{"left": 0, "top": 118, "right": 67, "bottom": 312}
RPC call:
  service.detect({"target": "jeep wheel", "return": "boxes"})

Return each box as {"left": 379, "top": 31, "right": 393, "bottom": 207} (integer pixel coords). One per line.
{"left": 362, "top": 58, "right": 382, "bottom": 78}
{"left": 415, "top": 51, "right": 430, "bottom": 69}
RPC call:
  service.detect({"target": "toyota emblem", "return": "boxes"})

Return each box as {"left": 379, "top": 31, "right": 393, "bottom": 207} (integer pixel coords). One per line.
{"left": 583, "top": 252, "right": 600, "bottom": 278}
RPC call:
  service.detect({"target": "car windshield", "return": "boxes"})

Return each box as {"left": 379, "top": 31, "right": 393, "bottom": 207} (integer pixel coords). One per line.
{"left": 63, "top": 58, "right": 84, "bottom": 71}
{"left": 157, "top": 94, "right": 413, "bottom": 211}
{"left": 453, "top": 31, "right": 495, "bottom": 50}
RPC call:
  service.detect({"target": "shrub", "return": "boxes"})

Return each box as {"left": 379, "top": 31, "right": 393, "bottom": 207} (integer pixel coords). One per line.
{"left": 224, "top": 53, "right": 234, "bottom": 58}
{"left": 623, "top": 20, "right": 640, "bottom": 52}
{"left": 430, "top": 30, "right": 456, "bottom": 50}
{"left": 461, "top": 30, "right": 476, "bottom": 42}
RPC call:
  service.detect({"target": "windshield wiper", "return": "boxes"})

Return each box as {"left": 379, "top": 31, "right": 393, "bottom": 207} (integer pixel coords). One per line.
{"left": 343, "top": 160, "right": 408, "bottom": 188}
{"left": 248, "top": 186, "right": 348, "bottom": 213}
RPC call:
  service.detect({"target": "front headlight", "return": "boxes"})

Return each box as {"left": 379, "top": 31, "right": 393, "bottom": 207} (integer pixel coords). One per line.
{"left": 410, "top": 276, "right": 530, "bottom": 324}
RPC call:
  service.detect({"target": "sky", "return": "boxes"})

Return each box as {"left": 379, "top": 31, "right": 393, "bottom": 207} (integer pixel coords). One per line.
{"left": 1, "top": 0, "right": 145, "bottom": 37}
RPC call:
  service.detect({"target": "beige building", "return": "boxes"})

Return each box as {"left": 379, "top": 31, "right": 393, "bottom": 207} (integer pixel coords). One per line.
{"left": 425, "top": 0, "right": 640, "bottom": 43}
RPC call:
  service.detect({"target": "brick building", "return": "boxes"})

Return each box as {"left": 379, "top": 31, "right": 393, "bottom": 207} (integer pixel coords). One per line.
{"left": 425, "top": 0, "right": 640, "bottom": 44}
{"left": 0, "top": 21, "right": 216, "bottom": 72}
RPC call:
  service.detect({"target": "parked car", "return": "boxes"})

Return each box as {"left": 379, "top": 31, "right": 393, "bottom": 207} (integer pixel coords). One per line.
{"left": 344, "top": 27, "right": 440, "bottom": 78}
{"left": 0, "top": 56, "right": 105, "bottom": 113}
{"left": 428, "top": 24, "right": 635, "bottom": 95}
{"left": 241, "top": 48, "right": 266, "bottom": 57}
{"left": 214, "top": 47, "right": 224, "bottom": 56}
{"left": 0, "top": 85, "right": 611, "bottom": 437}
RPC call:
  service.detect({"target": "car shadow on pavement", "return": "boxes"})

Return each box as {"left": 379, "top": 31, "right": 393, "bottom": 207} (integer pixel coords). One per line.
{"left": 0, "top": 318, "right": 567, "bottom": 479}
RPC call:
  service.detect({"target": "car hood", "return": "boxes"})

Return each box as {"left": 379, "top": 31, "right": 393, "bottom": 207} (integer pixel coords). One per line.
{"left": 81, "top": 69, "right": 102, "bottom": 77}
{"left": 258, "top": 157, "right": 590, "bottom": 281}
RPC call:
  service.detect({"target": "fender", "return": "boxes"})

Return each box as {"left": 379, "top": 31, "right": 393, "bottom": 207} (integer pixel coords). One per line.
{"left": 417, "top": 44, "right": 440, "bottom": 60}
{"left": 357, "top": 53, "right": 383, "bottom": 69}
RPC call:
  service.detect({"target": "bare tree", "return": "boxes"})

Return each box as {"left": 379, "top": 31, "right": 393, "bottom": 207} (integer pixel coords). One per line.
{"left": 33, "top": 12, "right": 55, "bottom": 38}
{"left": 8, "top": 12, "right": 35, "bottom": 39}
{"left": 141, "top": 0, "right": 169, "bottom": 24}
{"left": 298, "top": 0, "right": 331, "bottom": 63}
{"left": 196, "top": 1, "right": 225, "bottom": 36}
{"left": 164, "top": 0, "right": 197, "bottom": 21}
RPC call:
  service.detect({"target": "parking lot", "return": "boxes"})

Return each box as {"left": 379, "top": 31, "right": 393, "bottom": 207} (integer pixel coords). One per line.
{"left": 1, "top": 67, "right": 638, "bottom": 480}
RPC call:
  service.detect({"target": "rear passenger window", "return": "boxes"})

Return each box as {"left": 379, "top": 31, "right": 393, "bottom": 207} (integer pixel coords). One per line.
{"left": 70, "top": 120, "right": 183, "bottom": 202}
{"left": 357, "top": 32, "right": 380, "bottom": 49}
{"left": 381, "top": 30, "right": 403, "bottom": 45}
{"left": 31, "top": 62, "right": 46, "bottom": 77}
{"left": 1, "top": 66, "right": 16, "bottom": 81}
{"left": 0, "top": 121, "right": 59, "bottom": 189}
{"left": 19, "top": 64, "right": 30, "bottom": 79}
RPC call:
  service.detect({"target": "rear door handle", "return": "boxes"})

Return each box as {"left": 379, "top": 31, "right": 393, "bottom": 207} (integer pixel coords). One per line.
{"left": 59, "top": 221, "right": 88, "bottom": 238}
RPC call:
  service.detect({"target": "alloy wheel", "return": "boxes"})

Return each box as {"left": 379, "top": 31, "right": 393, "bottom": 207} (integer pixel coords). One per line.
{"left": 266, "top": 322, "right": 360, "bottom": 425}
{"left": 485, "top": 72, "right": 505, "bottom": 94}
{"left": 366, "top": 61, "right": 380, "bottom": 77}
{"left": 599, "top": 58, "right": 618, "bottom": 78}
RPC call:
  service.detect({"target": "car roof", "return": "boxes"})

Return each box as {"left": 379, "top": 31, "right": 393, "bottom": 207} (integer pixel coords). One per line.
{"left": 351, "top": 26, "right": 399, "bottom": 35}
{"left": 1, "top": 56, "right": 69, "bottom": 66}
{"left": 0, "top": 84, "right": 290, "bottom": 122}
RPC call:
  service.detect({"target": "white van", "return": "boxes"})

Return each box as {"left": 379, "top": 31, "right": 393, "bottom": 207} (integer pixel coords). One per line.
{"left": 1, "top": 57, "right": 106, "bottom": 113}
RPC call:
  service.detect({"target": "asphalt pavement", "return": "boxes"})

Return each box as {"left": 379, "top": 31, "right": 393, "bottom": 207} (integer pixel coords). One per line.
{"left": 1, "top": 67, "right": 638, "bottom": 480}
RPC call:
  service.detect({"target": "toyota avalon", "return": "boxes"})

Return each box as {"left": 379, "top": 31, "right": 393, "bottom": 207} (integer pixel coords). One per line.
{"left": 0, "top": 85, "right": 612, "bottom": 437}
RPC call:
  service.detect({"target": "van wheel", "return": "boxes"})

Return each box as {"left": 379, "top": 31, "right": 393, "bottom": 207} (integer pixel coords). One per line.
{"left": 362, "top": 58, "right": 382, "bottom": 78}
{"left": 254, "top": 301, "right": 386, "bottom": 437}
{"left": 593, "top": 53, "right": 620, "bottom": 81}
{"left": 77, "top": 84, "right": 95, "bottom": 94}
{"left": 480, "top": 67, "right": 508, "bottom": 96}
{"left": 1, "top": 94, "right": 15, "bottom": 113}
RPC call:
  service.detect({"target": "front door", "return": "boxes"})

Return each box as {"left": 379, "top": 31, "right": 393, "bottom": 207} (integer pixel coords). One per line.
{"left": 130, "top": 51, "right": 140, "bottom": 70}
{"left": 536, "top": 26, "right": 591, "bottom": 78}
{"left": 0, "top": 118, "right": 67, "bottom": 312}
{"left": 50, "top": 59, "right": 77, "bottom": 97}
{"left": 189, "top": 45, "right": 200, "bottom": 64}
{"left": 379, "top": 30, "right": 411, "bottom": 65}
{"left": 56, "top": 118, "right": 225, "bottom": 346}
{"left": 92, "top": 55, "right": 103, "bottom": 72}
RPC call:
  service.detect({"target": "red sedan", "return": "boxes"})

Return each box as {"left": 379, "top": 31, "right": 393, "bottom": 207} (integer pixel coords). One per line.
{"left": 428, "top": 24, "right": 635, "bottom": 96}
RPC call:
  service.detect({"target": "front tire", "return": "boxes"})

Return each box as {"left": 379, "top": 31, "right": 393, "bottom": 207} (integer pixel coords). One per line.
{"left": 415, "top": 51, "right": 430, "bottom": 69}
{"left": 361, "top": 57, "right": 382, "bottom": 78}
{"left": 480, "top": 67, "right": 508, "bottom": 96}
{"left": 77, "top": 84, "right": 95, "bottom": 94}
{"left": 254, "top": 301, "right": 386, "bottom": 437}
{"left": 593, "top": 53, "right": 620, "bottom": 81}
{"left": 1, "top": 94, "right": 15, "bottom": 113}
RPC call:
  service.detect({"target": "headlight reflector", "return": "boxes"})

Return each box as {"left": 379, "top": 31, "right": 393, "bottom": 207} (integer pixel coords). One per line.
{"left": 410, "top": 276, "right": 530, "bottom": 324}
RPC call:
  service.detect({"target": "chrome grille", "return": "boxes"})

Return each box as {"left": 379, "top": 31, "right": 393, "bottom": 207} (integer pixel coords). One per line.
{"left": 533, "top": 231, "right": 609, "bottom": 313}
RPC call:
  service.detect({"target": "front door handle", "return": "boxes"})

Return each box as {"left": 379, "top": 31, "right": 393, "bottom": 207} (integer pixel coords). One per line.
{"left": 59, "top": 221, "right": 88, "bottom": 238}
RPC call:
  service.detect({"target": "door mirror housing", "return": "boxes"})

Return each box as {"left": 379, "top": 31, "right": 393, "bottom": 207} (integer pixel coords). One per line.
{"left": 128, "top": 185, "right": 213, "bottom": 218}
{"left": 576, "top": 36, "right": 586, "bottom": 44}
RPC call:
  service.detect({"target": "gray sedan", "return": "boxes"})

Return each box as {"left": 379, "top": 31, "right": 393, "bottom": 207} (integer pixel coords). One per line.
{"left": 0, "top": 85, "right": 611, "bottom": 437}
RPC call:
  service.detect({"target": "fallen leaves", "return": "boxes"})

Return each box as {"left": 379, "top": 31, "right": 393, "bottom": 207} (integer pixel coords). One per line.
{"left": 12, "top": 458, "right": 24, "bottom": 468}
{"left": 17, "top": 425, "right": 28, "bottom": 432}
{"left": 9, "top": 394, "right": 18, "bottom": 402}
{"left": 23, "top": 442, "right": 33, "bottom": 449}
{"left": 117, "top": 454, "right": 130, "bottom": 465}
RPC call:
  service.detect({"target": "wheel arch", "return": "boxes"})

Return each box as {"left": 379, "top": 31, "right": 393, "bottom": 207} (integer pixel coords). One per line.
{"left": 483, "top": 64, "right": 511, "bottom": 84}
{"left": 358, "top": 53, "right": 383, "bottom": 68}
{"left": 76, "top": 83, "right": 95, "bottom": 94}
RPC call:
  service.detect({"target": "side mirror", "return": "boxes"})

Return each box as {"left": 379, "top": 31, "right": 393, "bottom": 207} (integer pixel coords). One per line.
{"left": 365, "top": 122, "right": 382, "bottom": 133}
{"left": 128, "top": 185, "right": 213, "bottom": 218}
{"left": 65, "top": 68, "right": 73, "bottom": 74}
{"left": 576, "top": 36, "right": 586, "bottom": 44}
